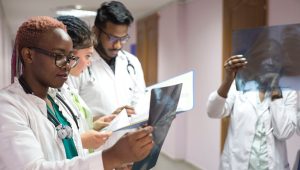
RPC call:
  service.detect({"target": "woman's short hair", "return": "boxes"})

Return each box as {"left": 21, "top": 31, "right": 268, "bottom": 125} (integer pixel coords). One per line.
{"left": 15, "top": 16, "right": 66, "bottom": 55}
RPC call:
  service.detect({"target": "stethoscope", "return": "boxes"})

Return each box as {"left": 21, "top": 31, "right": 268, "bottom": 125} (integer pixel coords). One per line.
{"left": 88, "top": 50, "right": 136, "bottom": 83}
{"left": 121, "top": 50, "right": 136, "bottom": 75}
{"left": 18, "top": 76, "right": 79, "bottom": 139}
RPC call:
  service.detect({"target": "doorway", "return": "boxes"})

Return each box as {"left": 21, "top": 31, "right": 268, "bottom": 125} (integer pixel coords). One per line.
{"left": 221, "top": 0, "right": 267, "bottom": 151}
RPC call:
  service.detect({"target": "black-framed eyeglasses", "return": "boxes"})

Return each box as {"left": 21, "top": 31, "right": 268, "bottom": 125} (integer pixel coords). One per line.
{"left": 98, "top": 27, "right": 130, "bottom": 45}
{"left": 29, "top": 47, "right": 79, "bottom": 68}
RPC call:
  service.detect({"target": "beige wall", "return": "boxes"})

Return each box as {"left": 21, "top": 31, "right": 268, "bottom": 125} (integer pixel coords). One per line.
{"left": 158, "top": 0, "right": 222, "bottom": 169}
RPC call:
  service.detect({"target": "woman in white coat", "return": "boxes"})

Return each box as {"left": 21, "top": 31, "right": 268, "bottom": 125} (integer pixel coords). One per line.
{"left": 207, "top": 55, "right": 298, "bottom": 170}
{"left": 0, "top": 16, "right": 154, "bottom": 170}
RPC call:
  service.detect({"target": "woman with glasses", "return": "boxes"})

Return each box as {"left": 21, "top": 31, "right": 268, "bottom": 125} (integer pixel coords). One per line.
{"left": 0, "top": 16, "right": 154, "bottom": 170}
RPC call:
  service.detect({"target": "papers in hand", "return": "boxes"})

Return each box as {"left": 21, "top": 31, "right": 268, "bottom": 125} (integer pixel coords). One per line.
{"left": 102, "top": 82, "right": 185, "bottom": 132}
{"left": 147, "top": 71, "right": 194, "bottom": 112}
{"left": 102, "top": 71, "right": 193, "bottom": 132}
{"left": 101, "top": 91, "right": 151, "bottom": 132}
{"left": 101, "top": 109, "right": 131, "bottom": 132}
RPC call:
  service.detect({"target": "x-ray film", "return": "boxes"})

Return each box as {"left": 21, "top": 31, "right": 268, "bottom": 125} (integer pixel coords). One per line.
{"left": 132, "top": 83, "right": 182, "bottom": 170}
{"left": 232, "top": 23, "right": 300, "bottom": 91}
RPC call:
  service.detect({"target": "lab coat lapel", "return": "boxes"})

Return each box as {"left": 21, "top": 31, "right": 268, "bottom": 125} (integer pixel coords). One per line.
{"left": 98, "top": 55, "right": 115, "bottom": 80}
{"left": 242, "top": 91, "right": 258, "bottom": 110}
{"left": 114, "top": 53, "right": 131, "bottom": 105}
{"left": 114, "top": 53, "right": 126, "bottom": 81}
{"left": 242, "top": 91, "right": 269, "bottom": 115}
{"left": 99, "top": 56, "right": 122, "bottom": 106}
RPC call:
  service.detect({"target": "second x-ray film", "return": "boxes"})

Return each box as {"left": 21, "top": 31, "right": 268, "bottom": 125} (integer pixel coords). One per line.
{"left": 232, "top": 23, "right": 300, "bottom": 91}
{"left": 132, "top": 83, "right": 182, "bottom": 170}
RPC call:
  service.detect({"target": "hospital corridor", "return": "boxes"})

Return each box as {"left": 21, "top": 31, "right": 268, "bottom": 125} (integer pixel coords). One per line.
{"left": 0, "top": 0, "right": 299, "bottom": 169}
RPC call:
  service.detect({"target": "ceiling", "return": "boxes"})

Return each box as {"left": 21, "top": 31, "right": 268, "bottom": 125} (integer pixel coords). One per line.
{"left": 1, "top": 0, "right": 179, "bottom": 37}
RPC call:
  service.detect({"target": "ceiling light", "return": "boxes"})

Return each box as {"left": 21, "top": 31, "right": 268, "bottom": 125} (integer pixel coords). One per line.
{"left": 56, "top": 9, "right": 96, "bottom": 18}
{"left": 75, "top": 5, "right": 82, "bottom": 10}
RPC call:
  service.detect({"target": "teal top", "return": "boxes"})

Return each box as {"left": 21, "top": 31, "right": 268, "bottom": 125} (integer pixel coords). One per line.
{"left": 47, "top": 95, "right": 78, "bottom": 159}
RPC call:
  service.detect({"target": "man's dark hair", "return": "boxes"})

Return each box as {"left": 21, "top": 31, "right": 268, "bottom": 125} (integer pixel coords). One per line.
{"left": 57, "top": 15, "right": 95, "bottom": 49}
{"left": 94, "top": 1, "right": 134, "bottom": 29}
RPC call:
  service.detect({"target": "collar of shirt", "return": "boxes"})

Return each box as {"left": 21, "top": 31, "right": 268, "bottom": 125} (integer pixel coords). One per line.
{"left": 103, "top": 57, "right": 116, "bottom": 73}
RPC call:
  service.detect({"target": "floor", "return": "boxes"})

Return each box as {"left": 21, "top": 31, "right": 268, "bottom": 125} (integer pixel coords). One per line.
{"left": 152, "top": 153, "right": 201, "bottom": 170}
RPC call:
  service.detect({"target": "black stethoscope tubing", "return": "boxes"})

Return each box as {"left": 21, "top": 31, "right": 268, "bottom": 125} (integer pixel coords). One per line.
{"left": 18, "top": 76, "right": 79, "bottom": 130}
{"left": 88, "top": 51, "right": 136, "bottom": 82}
{"left": 56, "top": 93, "right": 79, "bottom": 129}
{"left": 126, "top": 55, "right": 136, "bottom": 75}
{"left": 121, "top": 50, "right": 136, "bottom": 76}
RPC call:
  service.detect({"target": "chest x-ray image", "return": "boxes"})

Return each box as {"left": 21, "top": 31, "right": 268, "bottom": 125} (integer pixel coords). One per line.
{"left": 132, "top": 83, "right": 182, "bottom": 170}
{"left": 232, "top": 23, "right": 300, "bottom": 91}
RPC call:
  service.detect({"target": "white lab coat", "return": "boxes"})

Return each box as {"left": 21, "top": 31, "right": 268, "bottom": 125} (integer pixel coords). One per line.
{"left": 59, "top": 83, "right": 91, "bottom": 133}
{"left": 0, "top": 81, "right": 104, "bottom": 170}
{"left": 207, "top": 85, "right": 298, "bottom": 170}
{"left": 68, "top": 50, "right": 146, "bottom": 117}
{"left": 68, "top": 50, "right": 145, "bottom": 151}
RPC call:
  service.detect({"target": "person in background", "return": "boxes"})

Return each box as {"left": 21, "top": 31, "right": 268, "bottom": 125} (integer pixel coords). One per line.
{"left": 0, "top": 16, "right": 153, "bottom": 170}
{"left": 281, "top": 25, "right": 300, "bottom": 136}
{"left": 207, "top": 55, "right": 297, "bottom": 170}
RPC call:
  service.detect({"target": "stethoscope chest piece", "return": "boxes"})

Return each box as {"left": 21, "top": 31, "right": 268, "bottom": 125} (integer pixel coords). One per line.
{"left": 56, "top": 124, "right": 73, "bottom": 139}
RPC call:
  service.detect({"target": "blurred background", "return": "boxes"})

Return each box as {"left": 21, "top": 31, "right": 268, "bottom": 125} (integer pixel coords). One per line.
{"left": 0, "top": 0, "right": 299, "bottom": 169}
